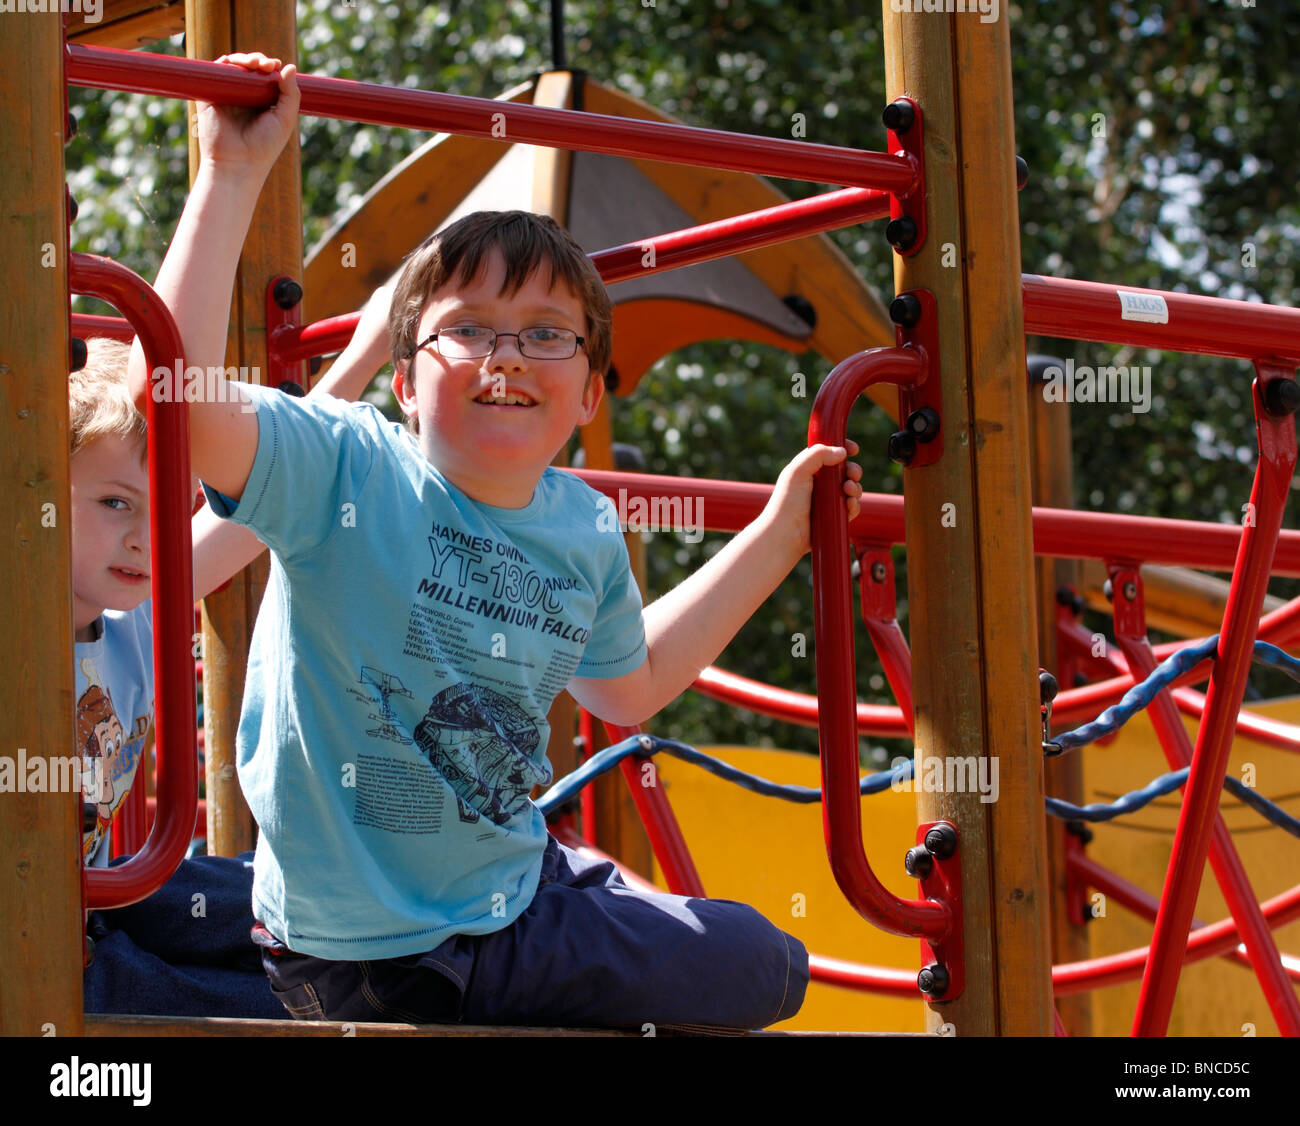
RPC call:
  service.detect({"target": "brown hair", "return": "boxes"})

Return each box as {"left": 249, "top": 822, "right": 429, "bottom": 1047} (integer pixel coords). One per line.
{"left": 69, "top": 337, "right": 147, "bottom": 461}
{"left": 389, "top": 211, "right": 612, "bottom": 416}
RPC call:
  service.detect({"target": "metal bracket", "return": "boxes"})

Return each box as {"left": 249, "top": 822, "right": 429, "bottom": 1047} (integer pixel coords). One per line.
{"left": 915, "top": 820, "right": 964, "bottom": 1002}
{"left": 885, "top": 95, "right": 927, "bottom": 257}
{"left": 266, "top": 275, "right": 307, "bottom": 393}
{"left": 894, "top": 288, "right": 943, "bottom": 468}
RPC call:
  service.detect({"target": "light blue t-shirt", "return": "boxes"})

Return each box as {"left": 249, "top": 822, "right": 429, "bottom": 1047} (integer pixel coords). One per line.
{"left": 74, "top": 601, "right": 155, "bottom": 866}
{"left": 205, "top": 384, "right": 646, "bottom": 960}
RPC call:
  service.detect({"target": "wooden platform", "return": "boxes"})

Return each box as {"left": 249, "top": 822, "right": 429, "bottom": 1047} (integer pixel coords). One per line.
{"left": 85, "top": 1015, "right": 919, "bottom": 1037}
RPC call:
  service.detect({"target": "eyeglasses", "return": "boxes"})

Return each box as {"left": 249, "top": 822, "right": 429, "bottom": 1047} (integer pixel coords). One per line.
{"left": 413, "top": 325, "right": 586, "bottom": 361}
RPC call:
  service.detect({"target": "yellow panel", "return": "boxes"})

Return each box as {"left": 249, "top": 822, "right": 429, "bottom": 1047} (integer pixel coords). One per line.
{"left": 649, "top": 746, "right": 927, "bottom": 1033}
{"left": 1081, "top": 697, "right": 1300, "bottom": 1036}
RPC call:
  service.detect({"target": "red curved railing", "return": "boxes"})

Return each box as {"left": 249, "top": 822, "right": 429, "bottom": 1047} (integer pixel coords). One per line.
{"left": 71, "top": 254, "right": 198, "bottom": 910}
{"left": 806, "top": 346, "right": 953, "bottom": 940}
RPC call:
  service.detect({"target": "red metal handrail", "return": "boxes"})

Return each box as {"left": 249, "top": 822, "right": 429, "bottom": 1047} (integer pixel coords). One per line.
{"left": 66, "top": 44, "right": 918, "bottom": 194}
{"left": 806, "top": 345, "right": 951, "bottom": 939}
{"left": 71, "top": 254, "right": 198, "bottom": 910}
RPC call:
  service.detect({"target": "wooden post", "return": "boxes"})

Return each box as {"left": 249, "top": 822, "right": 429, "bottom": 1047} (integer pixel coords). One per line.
{"left": 1029, "top": 374, "right": 1091, "bottom": 1035}
{"left": 882, "top": 7, "right": 1054, "bottom": 1034}
{"left": 0, "top": 20, "right": 84, "bottom": 1035}
{"left": 188, "top": 0, "right": 302, "bottom": 857}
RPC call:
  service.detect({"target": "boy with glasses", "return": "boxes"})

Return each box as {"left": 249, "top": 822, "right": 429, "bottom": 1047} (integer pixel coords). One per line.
{"left": 139, "top": 55, "right": 865, "bottom": 1030}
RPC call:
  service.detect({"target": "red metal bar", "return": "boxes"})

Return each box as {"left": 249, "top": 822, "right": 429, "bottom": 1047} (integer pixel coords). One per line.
{"left": 808, "top": 346, "right": 951, "bottom": 939}
{"left": 71, "top": 312, "right": 135, "bottom": 342}
{"left": 1111, "top": 589, "right": 1300, "bottom": 1034}
{"left": 1023, "top": 274, "right": 1300, "bottom": 364}
{"left": 72, "top": 254, "right": 198, "bottom": 909}
{"left": 856, "top": 545, "right": 915, "bottom": 730}
{"left": 1133, "top": 364, "right": 1300, "bottom": 1036}
{"left": 591, "top": 188, "right": 893, "bottom": 285}
{"left": 67, "top": 45, "right": 918, "bottom": 193}
{"left": 270, "top": 185, "right": 894, "bottom": 366}
{"left": 109, "top": 762, "right": 148, "bottom": 856}
{"left": 270, "top": 312, "right": 359, "bottom": 365}
{"left": 1069, "top": 851, "right": 1300, "bottom": 981}
{"left": 692, "top": 665, "right": 912, "bottom": 737}
{"left": 1054, "top": 875, "right": 1300, "bottom": 995}
{"left": 602, "top": 722, "right": 707, "bottom": 899}
{"left": 577, "top": 706, "right": 597, "bottom": 845}
{"left": 1055, "top": 612, "right": 1300, "bottom": 754}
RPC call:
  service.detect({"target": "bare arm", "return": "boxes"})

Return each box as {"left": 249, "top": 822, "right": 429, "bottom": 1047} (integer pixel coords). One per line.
{"left": 567, "top": 441, "right": 863, "bottom": 726}
{"left": 188, "top": 284, "right": 395, "bottom": 601}
{"left": 126, "top": 54, "right": 300, "bottom": 503}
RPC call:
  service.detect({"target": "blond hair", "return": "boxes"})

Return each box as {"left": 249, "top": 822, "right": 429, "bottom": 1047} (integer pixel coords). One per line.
{"left": 69, "top": 337, "right": 147, "bottom": 460}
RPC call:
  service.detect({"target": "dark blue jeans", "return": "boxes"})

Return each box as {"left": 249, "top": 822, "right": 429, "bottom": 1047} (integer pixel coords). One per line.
{"left": 257, "top": 835, "right": 808, "bottom": 1031}
{"left": 84, "top": 852, "right": 283, "bottom": 1019}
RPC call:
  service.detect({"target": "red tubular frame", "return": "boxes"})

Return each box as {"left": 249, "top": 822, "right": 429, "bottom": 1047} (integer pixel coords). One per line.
{"left": 1111, "top": 593, "right": 1300, "bottom": 1034}
{"left": 1023, "top": 274, "right": 1300, "bottom": 363}
{"left": 71, "top": 254, "right": 198, "bottom": 910}
{"left": 67, "top": 45, "right": 918, "bottom": 194}
{"left": 807, "top": 346, "right": 951, "bottom": 939}
{"left": 70, "top": 312, "right": 135, "bottom": 342}
{"left": 601, "top": 723, "right": 707, "bottom": 899}
{"left": 266, "top": 186, "right": 895, "bottom": 367}
{"left": 1068, "top": 852, "right": 1300, "bottom": 982}
{"left": 1132, "top": 365, "right": 1299, "bottom": 1036}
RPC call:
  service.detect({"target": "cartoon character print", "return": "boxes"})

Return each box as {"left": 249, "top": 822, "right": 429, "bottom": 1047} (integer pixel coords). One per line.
{"left": 412, "top": 682, "right": 549, "bottom": 826}
{"left": 76, "top": 659, "right": 128, "bottom": 859}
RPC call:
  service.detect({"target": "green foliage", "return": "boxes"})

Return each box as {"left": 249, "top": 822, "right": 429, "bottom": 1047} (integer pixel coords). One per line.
{"left": 65, "top": 1, "right": 1300, "bottom": 749}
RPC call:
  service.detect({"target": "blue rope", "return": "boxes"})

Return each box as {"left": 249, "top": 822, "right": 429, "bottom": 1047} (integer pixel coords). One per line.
{"left": 535, "top": 734, "right": 911, "bottom": 815}
{"left": 540, "top": 735, "right": 1299, "bottom": 838}
{"left": 1048, "top": 636, "right": 1300, "bottom": 754}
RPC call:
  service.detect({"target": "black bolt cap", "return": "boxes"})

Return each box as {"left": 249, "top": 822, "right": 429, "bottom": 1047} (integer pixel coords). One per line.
{"left": 67, "top": 112, "right": 77, "bottom": 141}
{"left": 272, "top": 277, "right": 303, "bottom": 309}
{"left": 1016, "top": 155, "right": 1028, "bottom": 191}
{"left": 1264, "top": 378, "right": 1300, "bottom": 418}
{"left": 881, "top": 98, "right": 915, "bottom": 135}
{"left": 70, "top": 336, "right": 87, "bottom": 373}
{"left": 889, "top": 292, "right": 923, "bottom": 329}
{"left": 907, "top": 407, "right": 941, "bottom": 443}
{"left": 1039, "top": 670, "right": 1059, "bottom": 705}
{"left": 904, "top": 845, "right": 933, "bottom": 879}
{"left": 917, "top": 962, "right": 950, "bottom": 998}
{"left": 1065, "top": 819, "right": 1094, "bottom": 845}
{"left": 309, "top": 355, "right": 323, "bottom": 376}
{"left": 885, "top": 216, "right": 918, "bottom": 252}
{"left": 278, "top": 380, "right": 306, "bottom": 397}
{"left": 887, "top": 430, "right": 917, "bottom": 466}
{"left": 924, "top": 823, "right": 958, "bottom": 859}
{"left": 782, "top": 293, "right": 817, "bottom": 329}
{"left": 67, "top": 189, "right": 78, "bottom": 224}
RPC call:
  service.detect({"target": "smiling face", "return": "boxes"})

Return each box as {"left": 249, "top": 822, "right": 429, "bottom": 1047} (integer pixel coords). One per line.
{"left": 70, "top": 434, "right": 151, "bottom": 640}
{"left": 391, "top": 248, "right": 604, "bottom": 508}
